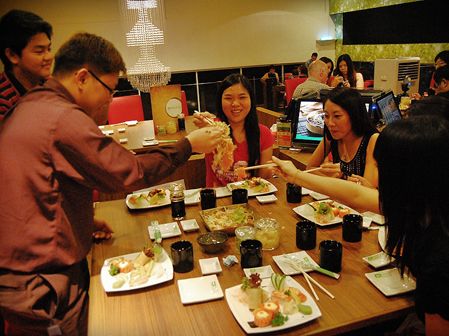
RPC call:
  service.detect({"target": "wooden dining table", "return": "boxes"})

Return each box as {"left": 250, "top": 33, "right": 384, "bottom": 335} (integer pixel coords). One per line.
{"left": 88, "top": 177, "right": 414, "bottom": 335}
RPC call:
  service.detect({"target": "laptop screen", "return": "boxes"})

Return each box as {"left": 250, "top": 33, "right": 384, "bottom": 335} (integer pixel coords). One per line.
{"left": 375, "top": 91, "right": 401, "bottom": 125}
{"left": 291, "top": 100, "right": 324, "bottom": 149}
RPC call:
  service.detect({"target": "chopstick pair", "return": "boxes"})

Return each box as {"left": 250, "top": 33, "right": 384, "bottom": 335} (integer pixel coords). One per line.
{"left": 241, "top": 164, "right": 322, "bottom": 173}
{"left": 194, "top": 110, "right": 215, "bottom": 126}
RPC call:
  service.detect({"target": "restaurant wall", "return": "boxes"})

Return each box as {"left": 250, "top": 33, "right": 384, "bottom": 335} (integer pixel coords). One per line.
{"left": 0, "top": 0, "right": 335, "bottom": 72}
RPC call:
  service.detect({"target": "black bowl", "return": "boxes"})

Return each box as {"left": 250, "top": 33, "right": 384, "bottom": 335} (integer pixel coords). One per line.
{"left": 197, "top": 231, "right": 228, "bottom": 253}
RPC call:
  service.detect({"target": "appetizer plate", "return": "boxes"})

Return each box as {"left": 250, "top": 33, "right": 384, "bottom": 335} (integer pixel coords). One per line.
{"left": 365, "top": 268, "right": 416, "bottom": 296}
{"left": 178, "top": 274, "right": 224, "bottom": 304}
{"left": 180, "top": 219, "right": 200, "bottom": 232}
{"left": 273, "top": 251, "right": 320, "bottom": 276}
{"left": 100, "top": 249, "right": 173, "bottom": 292}
{"left": 256, "top": 195, "right": 277, "bottom": 204}
{"left": 309, "top": 191, "right": 329, "bottom": 200}
{"left": 378, "top": 226, "right": 387, "bottom": 251}
{"left": 125, "top": 120, "right": 138, "bottom": 126}
{"left": 363, "top": 251, "right": 395, "bottom": 269}
{"left": 292, "top": 200, "right": 358, "bottom": 227}
{"left": 200, "top": 203, "right": 257, "bottom": 235}
{"left": 184, "top": 188, "right": 201, "bottom": 205}
{"left": 199, "top": 257, "right": 222, "bottom": 275}
{"left": 243, "top": 265, "right": 274, "bottom": 279}
{"left": 148, "top": 222, "right": 182, "bottom": 239}
{"left": 226, "top": 178, "right": 278, "bottom": 197}
{"left": 215, "top": 186, "right": 232, "bottom": 198}
{"left": 125, "top": 189, "right": 170, "bottom": 210}
{"left": 362, "top": 211, "right": 386, "bottom": 225}
{"left": 225, "top": 276, "right": 321, "bottom": 334}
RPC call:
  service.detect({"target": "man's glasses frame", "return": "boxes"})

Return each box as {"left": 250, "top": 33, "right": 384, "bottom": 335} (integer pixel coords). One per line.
{"left": 88, "top": 70, "right": 118, "bottom": 96}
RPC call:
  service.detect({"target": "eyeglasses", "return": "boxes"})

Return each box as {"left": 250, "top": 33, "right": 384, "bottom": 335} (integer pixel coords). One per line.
{"left": 88, "top": 70, "right": 117, "bottom": 96}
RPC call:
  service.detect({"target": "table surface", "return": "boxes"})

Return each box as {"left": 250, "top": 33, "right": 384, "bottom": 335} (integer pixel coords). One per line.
{"left": 89, "top": 178, "right": 413, "bottom": 336}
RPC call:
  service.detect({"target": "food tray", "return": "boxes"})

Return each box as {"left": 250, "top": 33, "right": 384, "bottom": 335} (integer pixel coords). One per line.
{"left": 199, "top": 203, "right": 257, "bottom": 235}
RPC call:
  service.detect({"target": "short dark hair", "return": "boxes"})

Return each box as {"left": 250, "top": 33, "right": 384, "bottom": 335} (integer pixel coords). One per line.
{"left": 0, "top": 9, "right": 53, "bottom": 70}
{"left": 312, "top": 52, "right": 318, "bottom": 57}
{"left": 409, "top": 95, "right": 449, "bottom": 120}
{"left": 53, "top": 32, "right": 126, "bottom": 76}
{"left": 434, "top": 65, "right": 449, "bottom": 85}
{"left": 434, "top": 50, "right": 449, "bottom": 64}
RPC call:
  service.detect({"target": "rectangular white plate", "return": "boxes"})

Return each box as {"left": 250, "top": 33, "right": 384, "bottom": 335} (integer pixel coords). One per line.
{"left": 362, "top": 211, "right": 386, "bottom": 225}
{"left": 100, "top": 249, "right": 173, "bottom": 292}
{"left": 199, "top": 257, "right": 222, "bottom": 275}
{"left": 215, "top": 186, "right": 232, "bottom": 198}
{"left": 273, "top": 251, "right": 320, "bottom": 275}
{"left": 148, "top": 222, "right": 182, "bottom": 239}
{"left": 243, "top": 265, "right": 274, "bottom": 279}
{"left": 125, "top": 120, "right": 138, "bottom": 126}
{"left": 180, "top": 219, "right": 200, "bottom": 232}
{"left": 363, "top": 251, "right": 395, "bottom": 269}
{"left": 226, "top": 178, "right": 278, "bottom": 197}
{"left": 293, "top": 200, "right": 358, "bottom": 227}
{"left": 309, "top": 191, "right": 329, "bottom": 200}
{"left": 365, "top": 268, "right": 416, "bottom": 296}
{"left": 184, "top": 188, "right": 201, "bottom": 205}
{"left": 225, "top": 276, "right": 321, "bottom": 334}
{"left": 178, "top": 274, "right": 224, "bottom": 304}
{"left": 125, "top": 189, "right": 170, "bottom": 210}
{"left": 256, "top": 194, "right": 277, "bottom": 204}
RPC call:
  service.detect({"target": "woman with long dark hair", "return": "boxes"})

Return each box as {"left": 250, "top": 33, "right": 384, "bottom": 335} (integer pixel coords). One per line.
{"left": 194, "top": 74, "right": 275, "bottom": 187}
{"left": 307, "top": 87, "right": 379, "bottom": 187}
{"left": 319, "top": 56, "right": 334, "bottom": 87}
{"left": 333, "top": 54, "right": 364, "bottom": 89}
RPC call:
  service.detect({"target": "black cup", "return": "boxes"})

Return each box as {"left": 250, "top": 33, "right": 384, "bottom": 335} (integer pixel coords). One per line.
{"left": 240, "top": 239, "right": 262, "bottom": 268}
{"left": 296, "top": 220, "right": 316, "bottom": 250}
{"left": 342, "top": 214, "right": 363, "bottom": 242}
{"left": 171, "top": 240, "right": 194, "bottom": 273}
{"left": 319, "top": 240, "right": 342, "bottom": 273}
{"left": 286, "top": 183, "right": 302, "bottom": 203}
{"left": 200, "top": 188, "right": 216, "bottom": 210}
{"left": 232, "top": 188, "right": 248, "bottom": 204}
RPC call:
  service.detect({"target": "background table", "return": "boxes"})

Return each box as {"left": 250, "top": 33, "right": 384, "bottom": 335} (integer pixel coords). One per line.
{"left": 89, "top": 178, "right": 413, "bottom": 335}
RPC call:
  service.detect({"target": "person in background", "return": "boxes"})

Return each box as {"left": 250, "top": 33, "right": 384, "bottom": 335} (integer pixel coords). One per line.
{"left": 272, "top": 115, "right": 449, "bottom": 336}
{"left": 319, "top": 56, "right": 334, "bottom": 86}
{"left": 432, "top": 65, "right": 449, "bottom": 100}
{"left": 292, "top": 60, "right": 330, "bottom": 100}
{"left": 0, "top": 32, "right": 223, "bottom": 335}
{"left": 194, "top": 74, "right": 275, "bottom": 187}
{"left": 429, "top": 50, "right": 449, "bottom": 95}
{"left": 0, "top": 9, "right": 53, "bottom": 119}
{"left": 333, "top": 54, "right": 364, "bottom": 89}
{"left": 260, "top": 64, "right": 279, "bottom": 84}
{"left": 291, "top": 66, "right": 300, "bottom": 78}
{"left": 305, "top": 52, "right": 318, "bottom": 69}
{"left": 307, "top": 87, "right": 379, "bottom": 188}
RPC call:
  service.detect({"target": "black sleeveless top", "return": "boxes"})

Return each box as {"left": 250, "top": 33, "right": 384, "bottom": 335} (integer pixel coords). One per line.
{"left": 330, "top": 134, "right": 373, "bottom": 178}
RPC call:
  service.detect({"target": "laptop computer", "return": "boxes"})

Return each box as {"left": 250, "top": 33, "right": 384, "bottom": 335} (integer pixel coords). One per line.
{"left": 373, "top": 90, "right": 401, "bottom": 125}
{"left": 290, "top": 99, "right": 324, "bottom": 151}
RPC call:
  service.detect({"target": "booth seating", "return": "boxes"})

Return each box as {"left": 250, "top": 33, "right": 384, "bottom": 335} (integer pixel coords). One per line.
{"left": 108, "top": 94, "right": 145, "bottom": 124}
{"left": 284, "top": 77, "right": 307, "bottom": 107}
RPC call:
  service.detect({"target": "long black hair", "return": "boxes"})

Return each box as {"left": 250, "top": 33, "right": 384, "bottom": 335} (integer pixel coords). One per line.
{"left": 319, "top": 56, "right": 334, "bottom": 81}
{"left": 374, "top": 115, "right": 449, "bottom": 275}
{"left": 216, "top": 74, "right": 260, "bottom": 168}
{"left": 334, "top": 54, "right": 357, "bottom": 88}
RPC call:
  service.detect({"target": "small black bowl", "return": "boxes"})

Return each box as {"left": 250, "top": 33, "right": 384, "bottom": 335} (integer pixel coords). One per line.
{"left": 197, "top": 231, "right": 228, "bottom": 253}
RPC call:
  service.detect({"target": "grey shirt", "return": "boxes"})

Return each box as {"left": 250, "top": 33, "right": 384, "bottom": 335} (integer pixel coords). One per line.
{"left": 292, "top": 77, "right": 330, "bottom": 100}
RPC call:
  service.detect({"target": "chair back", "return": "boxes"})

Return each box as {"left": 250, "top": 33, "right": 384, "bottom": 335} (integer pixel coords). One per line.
{"left": 108, "top": 95, "right": 144, "bottom": 124}
{"left": 364, "top": 79, "right": 374, "bottom": 88}
{"left": 181, "top": 90, "right": 188, "bottom": 116}
{"left": 285, "top": 77, "right": 307, "bottom": 106}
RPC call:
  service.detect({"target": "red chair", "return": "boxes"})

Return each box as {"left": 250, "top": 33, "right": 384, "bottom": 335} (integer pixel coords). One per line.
{"left": 108, "top": 95, "right": 144, "bottom": 124}
{"left": 364, "top": 80, "right": 374, "bottom": 89}
{"left": 181, "top": 90, "right": 188, "bottom": 116}
{"left": 284, "top": 72, "right": 293, "bottom": 81}
{"left": 284, "top": 77, "right": 307, "bottom": 106}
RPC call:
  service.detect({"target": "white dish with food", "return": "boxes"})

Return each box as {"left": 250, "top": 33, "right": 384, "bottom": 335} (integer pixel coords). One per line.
{"left": 100, "top": 249, "right": 173, "bottom": 292}
{"left": 227, "top": 177, "right": 277, "bottom": 197}
{"left": 243, "top": 265, "right": 274, "bottom": 279}
{"left": 126, "top": 189, "right": 170, "bottom": 210}
{"left": 147, "top": 222, "right": 182, "bottom": 239}
{"left": 365, "top": 268, "right": 416, "bottom": 297}
{"left": 225, "top": 276, "right": 321, "bottom": 334}
{"left": 293, "top": 200, "right": 358, "bottom": 226}
{"left": 178, "top": 274, "right": 224, "bottom": 304}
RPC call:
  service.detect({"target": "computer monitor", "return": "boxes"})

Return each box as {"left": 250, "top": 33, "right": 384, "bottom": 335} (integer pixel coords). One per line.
{"left": 374, "top": 90, "right": 401, "bottom": 125}
{"left": 291, "top": 99, "right": 324, "bottom": 150}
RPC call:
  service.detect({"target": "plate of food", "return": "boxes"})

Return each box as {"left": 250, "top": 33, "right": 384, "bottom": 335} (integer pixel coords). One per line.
{"left": 200, "top": 203, "right": 256, "bottom": 234}
{"left": 227, "top": 177, "right": 277, "bottom": 197}
{"left": 126, "top": 188, "right": 170, "bottom": 210}
{"left": 100, "top": 246, "right": 173, "bottom": 292}
{"left": 293, "top": 200, "right": 358, "bottom": 226}
{"left": 225, "top": 273, "right": 321, "bottom": 334}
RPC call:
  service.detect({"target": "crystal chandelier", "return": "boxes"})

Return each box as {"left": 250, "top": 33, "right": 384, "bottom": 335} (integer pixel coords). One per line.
{"left": 120, "top": 0, "right": 171, "bottom": 92}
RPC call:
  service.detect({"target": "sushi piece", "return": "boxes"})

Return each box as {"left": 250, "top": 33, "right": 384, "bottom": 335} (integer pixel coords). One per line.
{"left": 253, "top": 308, "right": 272, "bottom": 327}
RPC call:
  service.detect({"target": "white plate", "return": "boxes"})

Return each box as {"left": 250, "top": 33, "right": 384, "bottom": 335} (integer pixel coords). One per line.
{"left": 180, "top": 219, "right": 200, "bottom": 232}
{"left": 215, "top": 186, "right": 232, "bottom": 198}
{"left": 365, "top": 268, "right": 416, "bottom": 296}
{"left": 362, "top": 211, "right": 385, "bottom": 225}
{"left": 125, "top": 120, "right": 138, "bottom": 126}
{"left": 184, "top": 189, "right": 201, "bottom": 205}
{"left": 309, "top": 191, "right": 329, "bottom": 200}
{"left": 100, "top": 249, "right": 173, "bottom": 292}
{"left": 273, "top": 251, "right": 320, "bottom": 276}
{"left": 199, "top": 257, "right": 222, "bottom": 275}
{"left": 225, "top": 276, "right": 321, "bottom": 334}
{"left": 226, "top": 178, "right": 278, "bottom": 197}
{"left": 378, "top": 226, "right": 387, "bottom": 251}
{"left": 243, "top": 265, "right": 274, "bottom": 279}
{"left": 363, "top": 251, "right": 395, "bottom": 269}
{"left": 256, "top": 195, "right": 277, "bottom": 204}
{"left": 148, "top": 222, "right": 182, "bottom": 239}
{"left": 292, "top": 200, "right": 358, "bottom": 227}
{"left": 178, "top": 274, "right": 224, "bottom": 304}
{"left": 125, "top": 189, "right": 170, "bottom": 210}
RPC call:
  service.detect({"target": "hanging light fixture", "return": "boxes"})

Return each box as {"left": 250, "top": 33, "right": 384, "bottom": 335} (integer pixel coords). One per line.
{"left": 120, "top": 0, "right": 171, "bottom": 92}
